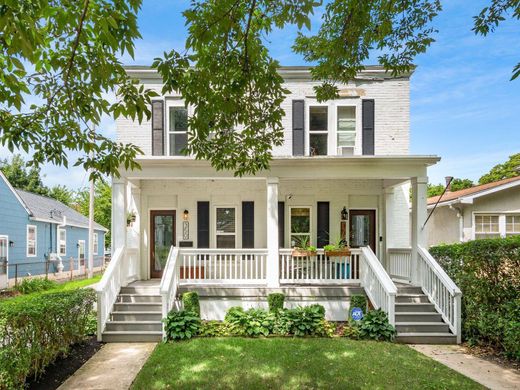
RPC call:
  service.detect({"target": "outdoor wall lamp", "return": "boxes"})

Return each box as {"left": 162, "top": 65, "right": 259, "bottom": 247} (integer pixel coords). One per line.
{"left": 9, "top": 240, "right": 14, "bottom": 247}
{"left": 183, "top": 209, "right": 189, "bottom": 221}
{"left": 341, "top": 207, "right": 348, "bottom": 221}
{"left": 183, "top": 210, "right": 190, "bottom": 240}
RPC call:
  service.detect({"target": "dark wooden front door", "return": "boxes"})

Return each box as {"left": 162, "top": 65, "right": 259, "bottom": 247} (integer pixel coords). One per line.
{"left": 349, "top": 209, "right": 376, "bottom": 254}
{"left": 150, "top": 210, "right": 176, "bottom": 279}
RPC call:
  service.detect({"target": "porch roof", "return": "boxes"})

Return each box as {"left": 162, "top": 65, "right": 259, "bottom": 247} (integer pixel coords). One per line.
{"left": 120, "top": 155, "right": 439, "bottom": 182}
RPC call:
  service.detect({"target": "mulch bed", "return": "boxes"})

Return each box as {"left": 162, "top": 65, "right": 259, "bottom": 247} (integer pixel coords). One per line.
{"left": 462, "top": 343, "right": 519, "bottom": 372}
{"left": 25, "top": 336, "right": 103, "bottom": 390}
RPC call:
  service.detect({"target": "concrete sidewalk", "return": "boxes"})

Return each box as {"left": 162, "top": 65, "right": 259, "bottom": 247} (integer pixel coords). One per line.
{"left": 58, "top": 343, "right": 156, "bottom": 390}
{"left": 411, "top": 344, "right": 520, "bottom": 390}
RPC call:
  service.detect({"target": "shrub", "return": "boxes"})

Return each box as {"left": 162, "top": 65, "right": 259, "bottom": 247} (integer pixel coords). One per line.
{"left": 163, "top": 310, "right": 201, "bottom": 341}
{"left": 225, "top": 307, "right": 275, "bottom": 337}
{"left": 341, "top": 322, "right": 361, "bottom": 339}
{"left": 15, "top": 278, "right": 57, "bottom": 294}
{"left": 358, "top": 309, "right": 396, "bottom": 342}
{"left": 267, "top": 293, "right": 285, "bottom": 312}
{"left": 182, "top": 292, "right": 200, "bottom": 317}
{"left": 430, "top": 237, "right": 520, "bottom": 360}
{"left": 350, "top": 295, "right": 367, "bottom": 316}
{"left": 278, "top": 305, "right": 326, "bottom": 337}
{"left": 199, "top": 321, "right": 230, "bottom": 337}
{"left": 0, "top": 289, "right": 95, "bottom": 389}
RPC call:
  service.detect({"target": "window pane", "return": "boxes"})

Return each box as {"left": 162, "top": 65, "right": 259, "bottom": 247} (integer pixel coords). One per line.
{"left": 169, "top": 133, "right": 187, "bottom": 156}
{"left": 217, "top": 235, "right": 235, "bottom": 248}
{"left": 291, "top": 234, "right": 310, "bottom": 248}
{"left": 216, "top": 208, "right": 235, "bottom": 233}
{"left": 337, "top": 106, "right": 355, "bottom": 132}
{"left": 169, "top": 107, "right": 188, "bottom": 132}
{"left": 338, "top": 132, "right": 355, "bottom": 147}
{"left": 310, "top": 134, "right": 328, "bottom": 156}
{"left": 291, "top": 208, "right": 310, "bottom": 234}
{"left": 310, "top": 107, "right": 328, "bottom": 131}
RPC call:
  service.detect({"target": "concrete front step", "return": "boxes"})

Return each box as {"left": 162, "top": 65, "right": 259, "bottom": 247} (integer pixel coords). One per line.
{"left": 120, "top": 286, "right": 160, "bottom": 295}
{"left": 395, "top": 303, "right": 436, "bottom": 313}
{"left": 105, "top": 321, "right": 162, "bottom": 332}
{"left": 396, "top": 333, "right": 457, "bottom": 345}
{"left": 396, "top": 322, "right": 450, "bottom": 333}
{"left": 102, "top": 331, "right": 162, "bottom": 343}
{"left": 395, "top": 312, "right": 443, "bottom": 322}
{"left": 113, "top": 302, "right": 162, "bottom": 312}
{"left": 111, "top": 311, "right": 163, "bottom": 322}
{"left": 117, "top": 294, "right": 162, "bottom": 303}
{"left": 396, "top": 294, "right": 430, "bottom": 303}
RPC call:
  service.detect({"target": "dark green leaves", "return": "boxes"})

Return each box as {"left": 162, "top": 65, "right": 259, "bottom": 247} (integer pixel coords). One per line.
{"left": 163, "top": 310, "right": 201, "bottom": 341}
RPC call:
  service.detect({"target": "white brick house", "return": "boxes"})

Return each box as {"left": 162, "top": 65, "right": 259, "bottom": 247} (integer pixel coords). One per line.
{"left": 96, "top": 66, "right": 462, "bottom": 344}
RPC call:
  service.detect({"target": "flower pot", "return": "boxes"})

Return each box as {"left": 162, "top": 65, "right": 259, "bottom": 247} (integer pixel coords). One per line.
{"left": 325, "top": 249, "right": 351, "bottom": 257}
{"left": 291, "top": 249, "right": 317, "bottom": 257}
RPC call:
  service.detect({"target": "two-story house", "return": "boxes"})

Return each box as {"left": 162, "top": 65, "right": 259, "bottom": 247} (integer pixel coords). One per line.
{"left": 96, "top": 66, "right": 462, "bottom": 345}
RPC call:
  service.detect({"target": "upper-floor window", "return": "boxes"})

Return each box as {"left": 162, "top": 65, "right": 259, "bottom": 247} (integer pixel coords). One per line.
{"left": 309, "top": 106, "right": 328, "bottom": 156}
{"left": 58, "top": 228, "right": 66, "bottom": 256}
{"left": 27, "top": 225, "right": 37, "bottom": 257}
{"left": 337, "top": 106, "right": 356, "bottom": 155}
{"left": 168, "top": 106, "right": 188, "bottom": 156}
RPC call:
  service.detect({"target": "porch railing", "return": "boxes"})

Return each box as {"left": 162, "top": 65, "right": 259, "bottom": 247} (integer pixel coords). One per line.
{"left": 387, "top": 247, "right": 412, "bottom": 282}
{"left": 178, "top": 249, "right": 268, "bottom": 283}
{"left": 160, "top": 246, "right": 180, "bottom": 339}
{"left": 359, "top": 246, "right": 397, "bottom": 325}
{"left": 417, "top": 246, "right": 462, "bottom": 342}
{"left": 279, "top": 249, "right": 360, "bottom": 284}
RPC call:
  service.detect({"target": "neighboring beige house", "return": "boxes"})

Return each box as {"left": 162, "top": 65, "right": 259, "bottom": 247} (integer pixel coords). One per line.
{"left": 96, "top": 66, "right": 462, "bottom": 345}
{"left": 426, "top": 176, "right": 520, "bottom": 247}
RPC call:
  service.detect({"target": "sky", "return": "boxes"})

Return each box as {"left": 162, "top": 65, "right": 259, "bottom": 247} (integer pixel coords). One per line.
{"left": 4, "top": 0, "right": 520, "bottom": 189}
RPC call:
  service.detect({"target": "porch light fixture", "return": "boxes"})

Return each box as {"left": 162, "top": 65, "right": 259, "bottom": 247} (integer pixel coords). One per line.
{"left": 9, "top": 240, "right": 14, "bottom": 248}
{"left": 183, "top": 209, "right": 189, "bottom": 221}
{"left": 341, "top": 207, "right": 348, "bottom": 221}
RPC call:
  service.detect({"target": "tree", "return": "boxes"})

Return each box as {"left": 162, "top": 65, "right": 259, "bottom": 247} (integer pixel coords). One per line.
{"left": 48, "top": 185, "right": 75, "bottom": 206}
{"left": 479, "top": 153, "right": 520, "bottom": 184}
{"left": 427, "top": 178, "right": 474, "bottom": 197}
{"left": 0, "top": 154, "right": 49, "bottom": 195}
{"left": 1, "top": 1, "right": 518, "bottom": 176}
{"left": 75, "top": 180, "right": 112, "bottom": 247}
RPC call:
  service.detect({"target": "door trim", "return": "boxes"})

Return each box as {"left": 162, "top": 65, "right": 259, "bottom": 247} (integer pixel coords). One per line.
{"left": 150, "top": 210, "right": 176, "bottom": 279}
{"left": 349, "top": 209, "right": 377, "bottom": 255}
{"left": 0, "top": 235, "right": 8, "bottom": 289}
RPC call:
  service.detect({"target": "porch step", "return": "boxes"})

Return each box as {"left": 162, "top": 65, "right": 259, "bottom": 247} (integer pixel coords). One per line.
{"left": 113, "top": 302, "right": 162, "bottom": 312}
{"left": 395, "top": 311, "right": 443, "bottom": 322}
{"left": 396, "top": 333, "right": 457, "bottom": 345}
{"left": 117, "top": 294, "right": 162, "bottom": 303}
{"left": 105, "top": 321, "right": 162, "bottom": 332}
{"left": 395, "top": 322, "right": 450, "bottom": 333}
{"left": 396, "top": 285, "right": 423, "bottom": 295}
{"left": 111, "top": 311, "right": 162, "bottom": 322}
{"left": 120, "top": 286, "right": 160, "bottom": 295}
{"left": 101, "top": 331, "right": 162, "bottom": 343}
{"left": 395, "top": 294, "right": 430, "bottom": 303}
{"left": 395, "top": 303, "right": 436, "bottom": 313}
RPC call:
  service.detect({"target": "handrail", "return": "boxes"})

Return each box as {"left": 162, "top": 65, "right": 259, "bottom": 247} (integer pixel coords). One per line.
{"left": 417, "top": 245, "right": 462, "bottom": 342}
{"left": 180, "top": 248, "right": 268, "bottom": 254}
{"left": 95, "top": 246, "right": 125, "bottom": 341}
{"left": 360, "top": 246, "right": 397, "bottom": 325}
{"left": 159, "top": 246, "right": 180, "bottom": 339}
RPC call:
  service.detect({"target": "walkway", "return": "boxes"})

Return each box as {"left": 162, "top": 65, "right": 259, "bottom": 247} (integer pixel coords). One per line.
{"left": 58, "top": 343, "right": 156, "bottom": 390}
{"left": 411, "top": 344, "right": 520, "bottom": 390}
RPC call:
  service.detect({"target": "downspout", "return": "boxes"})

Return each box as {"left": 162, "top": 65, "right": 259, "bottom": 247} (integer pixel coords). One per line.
{"left": 449, "top": 205, "right": 464, "bottom": 242}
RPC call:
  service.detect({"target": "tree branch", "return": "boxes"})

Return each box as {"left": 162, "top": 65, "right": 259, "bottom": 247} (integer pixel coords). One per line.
{"left": 63, "top": 0, "right": 90, "bottom": 87}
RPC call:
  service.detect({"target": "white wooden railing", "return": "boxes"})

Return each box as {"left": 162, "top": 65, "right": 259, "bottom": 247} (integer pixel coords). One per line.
{"left": 178, "top": 249, "right": 268, "bottom": 283}
{"left": 160, "top": 246, "right": 180, "bottom": 339}
{"left": 96, "top": 246, "right": 126, "bottom": 340}
{"left": 279, "top": 249, "right": 360, "bottom": 283}
{"left": 418, "top": 246, "right": 462, "bottom": 342}
{"left": 359, "top": 246, "right": 397, "bottom": 325}
{"left": 387, "top": 247, "right": 412, "bottom": 282}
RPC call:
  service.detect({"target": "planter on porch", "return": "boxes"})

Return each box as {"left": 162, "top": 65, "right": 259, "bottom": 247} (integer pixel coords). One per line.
{"left": 325, "top": 248, "right": 351, "bottom": 257}
{"left": 291, "top": 249, "right": 317, "bottom": 257}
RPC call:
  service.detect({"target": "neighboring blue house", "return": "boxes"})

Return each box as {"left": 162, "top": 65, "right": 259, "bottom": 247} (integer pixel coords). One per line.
{"left": 0, "top": 171, "right": 107, "bottom": 288}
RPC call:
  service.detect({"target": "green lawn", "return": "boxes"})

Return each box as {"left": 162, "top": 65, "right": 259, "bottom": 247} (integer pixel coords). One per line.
{"left": 131, "top": 338, "right": 482, "bottom": 390}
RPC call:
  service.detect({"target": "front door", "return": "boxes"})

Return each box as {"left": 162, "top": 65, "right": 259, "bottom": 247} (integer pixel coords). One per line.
{"left": 349, "top": 210, "right": 376, "bottom": 254}
{"left": 0, "top": 236, "right": 8, "bottom": 289}
{"left": 150, "top": 210, "right": 176, "bottom": 279}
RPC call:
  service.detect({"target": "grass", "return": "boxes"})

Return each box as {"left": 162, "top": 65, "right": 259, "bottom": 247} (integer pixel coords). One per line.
{"left": 131, "top": 338, "right": 483, "bottom": 390}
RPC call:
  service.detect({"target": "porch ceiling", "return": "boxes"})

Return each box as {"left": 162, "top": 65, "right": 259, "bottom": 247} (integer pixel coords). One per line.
{"left": 121, "top": 155, "right": 440, "bottom": 181}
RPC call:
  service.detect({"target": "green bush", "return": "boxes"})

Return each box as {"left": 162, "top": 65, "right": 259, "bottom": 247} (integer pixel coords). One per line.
{"left": 199, "top": 320, "right": 230, "bottom": 337}
{"left": 182, "top": 292, "right": 200, "bottom": 317}
{"left": 278, "top": 305, "right": 327, "bottom": 337}
{"left": 163, "top": 310, "right": 201, "bottom": 341}
{"left": 267, "top": 293, "right": 285, "bottom": 312}
{"left": 430, "top": 237, "right": 520, "bottom": 360}
{"left": 14, "top": 278, "right": 57, "bottom": 294}
{"left": 358, "top": 309, "right": 396, "bottom": 341}
{"left": 225, "top": 307, "right": 275, "bottom": 337}
{"left": 350, "top": 295, "right": 367, "bottom": 316}
{"left": 0, "top": 289, "right": 95, "bottom": 389}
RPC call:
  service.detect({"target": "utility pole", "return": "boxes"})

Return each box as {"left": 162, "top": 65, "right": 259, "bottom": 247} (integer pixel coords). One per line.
{"left": 88, "top": 130, "right": 95, "bottom": 279}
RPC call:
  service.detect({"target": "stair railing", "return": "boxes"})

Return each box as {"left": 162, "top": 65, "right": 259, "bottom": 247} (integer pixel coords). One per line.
{"left": 159, "top": 246, "right": 180, "bottom": 339}
{"left": 359, "top": 246, "right": 398, "bottom": 325}
{"left": 95, "top": 246, "right": 126, "bottom": 341}
{"left": 417, "top": 246, "right": 462, "bottom": 343}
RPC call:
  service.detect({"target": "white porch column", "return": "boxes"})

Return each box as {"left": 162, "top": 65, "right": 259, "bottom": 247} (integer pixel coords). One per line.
{"left": 410, "top": 176, "right": 428, "bottom": 285}
{"left": 266, "top": 177, "right": 280, "bottom": 287}
{"left": 111, "top": 177, "right": 127, "bottom": 252}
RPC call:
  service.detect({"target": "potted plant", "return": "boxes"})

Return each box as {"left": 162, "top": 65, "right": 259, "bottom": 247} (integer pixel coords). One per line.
{"left": 323, "top": 238, "right": 351, "bottom": 257}
{"left": 127, "top": 211, "right": 136, "bottom": 226}
{"left": 291, "top": 236, "right": 317, "bottom": 257}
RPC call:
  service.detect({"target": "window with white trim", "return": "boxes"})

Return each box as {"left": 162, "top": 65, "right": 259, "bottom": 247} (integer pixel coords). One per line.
{"left": 474, "top": 215, "right": 500, "bottom": 239}
{"left": 216, "top": 207, "right": 236, "bottom": 248}
{"left": 290, "top": 207, "right": 311, "bottom": 248}
{"left": 27, "top": 225, "right": 37, "bottom": 257}
{"left": 58, "top": 228, "right": 66, "bottom": 256}
{"left": 309, "top": 106, "right": 328, "bottom": 156}
{"left": 168, "top": 106, "right": 188, "bottom": 156}
{"left": 337, "top": 106, "right": 356, "bottom": 155}
{"left": 93, "top": 233, "right": 99, "bottom": 254}
{"left": 506, "top": 215, "right": 520, "bottom": 236}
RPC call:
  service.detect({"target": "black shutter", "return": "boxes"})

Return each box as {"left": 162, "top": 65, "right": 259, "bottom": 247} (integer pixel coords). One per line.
{"left": 151, "top": 100, "right": 165, "bottom": 156}
{"left": 278, "top": 201, "right": 285, "bottom": 248}
{"left": 242, "top": 201, "right": 254, "bottom": 248}
{"left": 292, "top": 100, "right": 305, "bottom": 155}
{"left": 362, "top": 99, "right": 375, "bottom": 155}
{"left": 317, "top": 201, "right": 330, "bottom": 248}
{"left": 197, "top": 201, "right": 210, "bottom": 248}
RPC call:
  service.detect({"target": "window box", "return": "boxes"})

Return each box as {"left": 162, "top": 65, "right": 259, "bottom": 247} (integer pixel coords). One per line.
{"left": 325, "top": 248, "right": 351, "bottom": 257}
{"left": 291, "top": 249, "right": 317, "bottom": 257}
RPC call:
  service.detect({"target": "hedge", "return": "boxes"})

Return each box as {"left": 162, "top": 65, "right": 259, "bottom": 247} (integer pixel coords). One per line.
{"left": 182, "top": 292, "right": 200, "bottom": 317}
{"left": 0, "top": 289, "right": 96, "bottom": 389}
{"left": 430, "top": 236, "right": 520, "bottom": 360}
